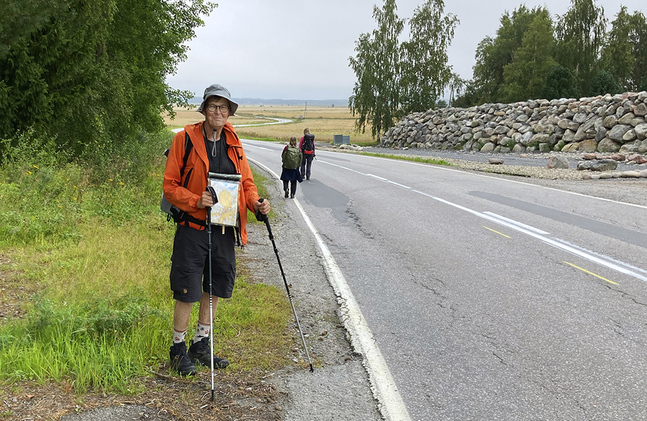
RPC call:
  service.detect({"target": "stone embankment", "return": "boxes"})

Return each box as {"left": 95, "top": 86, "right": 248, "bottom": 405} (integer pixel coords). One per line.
{"left": 382, "top": 92, "right": 647, "bottom": 174}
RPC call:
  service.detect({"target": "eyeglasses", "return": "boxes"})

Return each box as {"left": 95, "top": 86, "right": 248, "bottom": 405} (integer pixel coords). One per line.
{"left": 206, "top": 104, "right": 229, "bottom": 114}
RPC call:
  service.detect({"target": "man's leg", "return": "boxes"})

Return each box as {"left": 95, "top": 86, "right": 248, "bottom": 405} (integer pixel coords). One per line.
{"left": 170, "top": 300, "right": 197, "bottom": 376}
{"left": 174, "top": 300, "right": 194, "bottom": 334}
{"left": 189, "top": 292, "right": 229, "bottom": 368}
{"left": 197, "top": 291, "right": 219, "bottom": 326}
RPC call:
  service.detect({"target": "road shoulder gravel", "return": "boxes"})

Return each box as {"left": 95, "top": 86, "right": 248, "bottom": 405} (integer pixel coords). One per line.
{"left": 239, "top": 177, "right": 383, "bottom": 421}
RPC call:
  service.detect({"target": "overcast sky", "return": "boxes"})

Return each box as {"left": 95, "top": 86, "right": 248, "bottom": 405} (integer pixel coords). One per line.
{"left": 165, "top": 0, "right": 644, "bottom": 101}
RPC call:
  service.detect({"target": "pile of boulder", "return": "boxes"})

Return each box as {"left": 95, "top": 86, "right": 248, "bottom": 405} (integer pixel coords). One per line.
{"left": 382, "top": 92, "right": 647, "bottom": 159}
{"left": 576, "top": 152, "right": 647, "bottom": 179}
{"left": 487, "top": 151, "right": 647, "bottom": 178}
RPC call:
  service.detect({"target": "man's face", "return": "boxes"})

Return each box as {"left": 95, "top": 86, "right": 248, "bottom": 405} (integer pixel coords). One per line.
{"left": 203, "top": 97, "right": 230, "bottom": 133}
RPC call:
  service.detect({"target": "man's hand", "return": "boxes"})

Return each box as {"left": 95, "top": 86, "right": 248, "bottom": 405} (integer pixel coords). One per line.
{"left": 197, "top": 190, "right": 215, "bottom": 209}
{"left": 254, "top": 199, "right": 270, "bottom": 215}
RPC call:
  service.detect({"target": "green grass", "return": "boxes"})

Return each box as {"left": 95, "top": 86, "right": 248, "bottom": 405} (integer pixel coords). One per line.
{"left": 239, "top": 135, "right": 282, "bottom": 143}
{"left": 246, "top": 165, "right": 278, "bottom": 224}
{"left": 0, "top": 130, "right": 293, "bottom": 394}
{"left": 359, "top": 151, "right": 453, "bottom": 167}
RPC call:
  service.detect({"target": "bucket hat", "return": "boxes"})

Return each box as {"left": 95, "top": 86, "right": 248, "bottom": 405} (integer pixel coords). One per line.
{"left": 197, "top": 84, "right": 238, "bottom": 115}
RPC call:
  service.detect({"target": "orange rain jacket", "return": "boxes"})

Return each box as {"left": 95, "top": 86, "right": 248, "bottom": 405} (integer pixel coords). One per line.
{"left": 163, "top": 121, "right": 260, "bottom": 245}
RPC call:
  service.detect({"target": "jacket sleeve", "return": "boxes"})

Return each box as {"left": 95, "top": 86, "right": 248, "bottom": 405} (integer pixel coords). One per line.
{"left": 162, "top": 131, "right": 200, "bottom": 212}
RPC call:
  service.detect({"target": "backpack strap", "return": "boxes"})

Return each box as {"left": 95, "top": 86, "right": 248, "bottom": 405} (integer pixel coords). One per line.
{"left": 180, "top": 131, "right": 193, "bottom": 183}
{"left": 163, "top": 131, "right": 193, "bottom": 180}
{"left": 165, "top": 131, "right": 195, "bottom": 224}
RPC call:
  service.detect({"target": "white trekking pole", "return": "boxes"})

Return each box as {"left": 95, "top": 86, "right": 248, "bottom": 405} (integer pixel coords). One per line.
{"left": 205, "top": 186, "right": 217, "bottom": 401}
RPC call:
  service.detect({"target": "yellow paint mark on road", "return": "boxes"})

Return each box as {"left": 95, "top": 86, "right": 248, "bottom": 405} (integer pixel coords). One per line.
{"left": 484, "top": 226, "right": 511, "bottom": 238}
{"left": 563, "top": 261, "right": 619, "bottom": 285}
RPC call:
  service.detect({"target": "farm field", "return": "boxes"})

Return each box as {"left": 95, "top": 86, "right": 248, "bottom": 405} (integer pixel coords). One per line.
{"left": 163, "top": 105, "right": 376, "bottom": 145}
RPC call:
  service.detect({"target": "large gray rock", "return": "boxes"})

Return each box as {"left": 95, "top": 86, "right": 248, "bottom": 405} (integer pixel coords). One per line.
{"left": 577, "top": 159, "right": 618, "bottom": 171}
{"left": 597, "top": 138, "right": 621, "bottom": 152}
{"left": 602, "top": 115, "right": 617, "bottom": 128}
{"left": 634, "top": 103, "right": 647, "bottom": 117}
{"left": 608, "top": 124, "right": 632, "bottom": 142}
{"left": 480, "top": 142, "right": 496, "bottom": 152}
{"left": 635, "top": 123, "right": 647, "bottom": 140}
{"left": 547, "top": 155, "right": 569, "bottom": 169}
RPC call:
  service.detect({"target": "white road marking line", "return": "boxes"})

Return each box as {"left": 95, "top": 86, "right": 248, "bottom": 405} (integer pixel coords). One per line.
{"left": 248, "top": 157, "right": 412, "bottom": 421}
{"left": 484, "top": 211, "right": 550, "bottom": 235}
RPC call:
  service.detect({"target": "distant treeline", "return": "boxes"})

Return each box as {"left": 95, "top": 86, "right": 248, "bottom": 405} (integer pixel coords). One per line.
{"left": 190, "top": 97, "right": 349, "bottom": 108}
{"left": 454, "top": 1, "right": 647, "bottom": 107}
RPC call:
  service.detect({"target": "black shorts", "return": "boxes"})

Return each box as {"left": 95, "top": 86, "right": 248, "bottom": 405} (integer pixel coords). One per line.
{"left": 170, "top": 223, "right": 236, "bottom": 302}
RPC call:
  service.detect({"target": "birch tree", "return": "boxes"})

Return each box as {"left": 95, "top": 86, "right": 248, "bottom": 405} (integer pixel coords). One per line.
{"left": 400, "top": 0, "right": 458, "bottom": 114}
{"left": 554, "top": 0, "right": 607, "bottom": 96}
{"left": 349, "top": 0, "right": 403, "bottom": 142}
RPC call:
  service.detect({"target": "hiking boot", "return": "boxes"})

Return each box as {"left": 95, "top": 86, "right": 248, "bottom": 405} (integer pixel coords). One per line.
{"left": 189, "top": 337, "right": 230, "bottom": 369}
{"left": 169, "top": 342, "right": 197, "bottom": 376}
{"left": 284, "top": 189, "right": 289, "bottom": 198}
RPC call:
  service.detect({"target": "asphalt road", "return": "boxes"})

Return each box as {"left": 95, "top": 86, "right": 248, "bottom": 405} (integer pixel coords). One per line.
{"left": 244, "top": 140, "right": 647, "bottom": 420}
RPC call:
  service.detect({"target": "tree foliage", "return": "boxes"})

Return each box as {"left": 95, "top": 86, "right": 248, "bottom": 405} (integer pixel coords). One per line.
{"left": 554, "top": 0, "right": 607, "bottom": 96}
{"left": 349, "top": 0, "right": 404, "bottom": 142}
{"left": 501, "top": 7, "right": 556, "bottom": 102}
{"left": 502, "top": 9, "right": 556, "bottom": 102}
{"left": 455, "top": 0, "right": 647, "bottom": 107}
{"left": 471, "top": 6, "right": 540, "bottom": 104}
{"left": 589, "top": 70, "right": 620, "bottom": 95}
{"left": 349, "top": 0, "right": 457, "bottom": 141}
{"left": 600, "top": 7, "right": 647, "bottom": 92}
{"left": 542, "top": 65, "right": 578, "bottom": 99}
{"left": 400, "top": 0, "right": 458, "bottom": 115}
{"left": 0, "top": 0, "right": 214, "bottom": 161}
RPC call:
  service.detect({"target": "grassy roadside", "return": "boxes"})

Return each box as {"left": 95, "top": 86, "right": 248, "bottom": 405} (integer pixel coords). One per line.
{"left": 358, "top": 151, "right": 452, "bottom": 167}
{"left": 0, "top": 131, "right": 294, "bottom": 419}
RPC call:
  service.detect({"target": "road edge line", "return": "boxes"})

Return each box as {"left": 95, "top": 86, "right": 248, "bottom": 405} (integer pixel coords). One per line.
{"left": 249, "top": 158, "right": 412, "bottom": 421}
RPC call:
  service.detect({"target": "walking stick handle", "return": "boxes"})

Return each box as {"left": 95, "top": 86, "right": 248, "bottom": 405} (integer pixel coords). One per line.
{"left": 255, "top": 198, "right": 268, "bottom": 222}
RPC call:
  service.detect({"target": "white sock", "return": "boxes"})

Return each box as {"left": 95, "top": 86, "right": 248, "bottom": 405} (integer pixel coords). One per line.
{"left": 193, "top": 321, "right": 210, "bottom": 343}
{"left": 173, "top": 328, "right": 186, "bottom": 344}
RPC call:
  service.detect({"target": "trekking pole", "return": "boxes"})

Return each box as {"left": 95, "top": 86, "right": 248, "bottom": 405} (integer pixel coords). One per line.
{"left": 205, "top": 186, "right": 218, "bottom": 401}
{"left": 256, "top": 199, "right": 314, "bottom": 372}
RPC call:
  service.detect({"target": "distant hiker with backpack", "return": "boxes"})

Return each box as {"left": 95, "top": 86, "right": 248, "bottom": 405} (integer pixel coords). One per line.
{"left": 162, "top": 83, "right": 271, "bottom": 376}
{"left": 280, "top": 136, "right": 303, "bottom": 198}
{"left": 299, "top": 127, "right": 315, "bottom": 180}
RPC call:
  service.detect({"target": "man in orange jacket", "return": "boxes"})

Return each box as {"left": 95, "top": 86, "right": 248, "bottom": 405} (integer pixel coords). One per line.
{"left": 163, "top": 84, "right": 270, "bottom": 376}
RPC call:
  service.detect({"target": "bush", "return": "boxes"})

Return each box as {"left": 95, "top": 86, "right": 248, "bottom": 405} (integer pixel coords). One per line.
{"left": 543, "top": 65, "right": 578, "bottom": 99}
{"left": 590, "top": 70, "right": 621, "bottom": 96}
{"left": 0, "top": 129, "right": 170, "bottom": 245}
